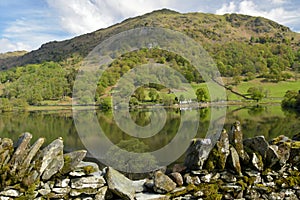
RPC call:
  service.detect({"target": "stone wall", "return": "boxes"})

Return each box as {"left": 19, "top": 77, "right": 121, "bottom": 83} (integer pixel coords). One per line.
{"left": 0, "top": 122, "right": 299, "bottom": 199}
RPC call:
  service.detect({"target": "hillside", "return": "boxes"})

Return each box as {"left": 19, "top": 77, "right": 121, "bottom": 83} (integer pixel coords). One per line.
{"left": 0, "top": 9, "right": 300, "bottom": 70}
{"left": 0, "top": 9, "right": 300, "bottom": 107}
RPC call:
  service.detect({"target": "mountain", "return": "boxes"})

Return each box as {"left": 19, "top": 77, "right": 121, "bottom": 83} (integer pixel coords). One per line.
{"left": 1, "top": 9, "right": 299, "bottom": 70}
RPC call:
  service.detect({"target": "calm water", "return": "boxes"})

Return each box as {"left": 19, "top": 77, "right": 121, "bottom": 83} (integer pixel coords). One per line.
{"left": 0, "top": 105, "right": 299, "bottom": 167}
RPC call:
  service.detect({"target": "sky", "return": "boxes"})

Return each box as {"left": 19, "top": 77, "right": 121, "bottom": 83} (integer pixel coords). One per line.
{"left": 1, "top": 0, "right": 300, "bottom": 53}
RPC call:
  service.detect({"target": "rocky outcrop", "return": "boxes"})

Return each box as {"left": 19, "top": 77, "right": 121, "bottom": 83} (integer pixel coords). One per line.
{"left": 0, "top": 122, "right": 299, "bottom": 200}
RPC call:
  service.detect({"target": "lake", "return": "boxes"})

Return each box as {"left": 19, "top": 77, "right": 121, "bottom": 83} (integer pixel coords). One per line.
{"left": 0, "top": 105, "right": 299, "bottom": 171}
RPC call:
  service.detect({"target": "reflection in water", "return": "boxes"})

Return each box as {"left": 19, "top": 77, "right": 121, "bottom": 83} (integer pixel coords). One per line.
{"left": 0, "top": 105, "right": 299, "bottom": 167}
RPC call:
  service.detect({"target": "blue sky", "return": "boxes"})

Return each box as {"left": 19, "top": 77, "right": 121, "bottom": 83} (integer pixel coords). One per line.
{"left": 1, "top": 0, "right": 300, "bottom": 53}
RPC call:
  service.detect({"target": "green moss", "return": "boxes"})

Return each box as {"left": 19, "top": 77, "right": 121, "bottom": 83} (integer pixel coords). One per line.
{"left": 204, "top": 193, "right": 222, "bottom": 200}
{"left": 83, "top": 165, "right": 97, "bottom": 175}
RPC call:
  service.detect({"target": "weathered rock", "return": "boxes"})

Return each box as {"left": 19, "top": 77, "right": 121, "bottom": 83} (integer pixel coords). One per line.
{"left": 244, "top": 135, "right": 269, "bottom": 160}
{"left": 184, "top": 138, "right": 212, "bottom": 170}
{"left": 37, "top": 138, "right": 64, "bottom": 180}
{"left": 228, "top": 146, "right": 242, "bottom": 175}
{"left": 55, "top": 178, "right": 70, "bottom": 188}
{"left": 153, "top": 171, "right": 176, "bottom": 194}
{"left": 251, "top": 152, "right": 264, "bottom": 171}
{"left": 169, "top": 172, "right": 183, "bottom": 186}
{"left": 71, "top": 176, "right": 105, "bottom": 189}
{"left": 205, "top": 129, "right": 230, "bottom": 172}
{"left": 17, "top": 138, "right": 45, "bottom": 177}
{"left": 60, "top": 150, "right": 87, "bottom": 174}
{"left": 70, "top": 188, "right": 99, "bottom": 196}
{"left": 0, "top": 189, "right": 20, "bottom": 197}
{"left": 135, "top": 193, "right": 170, "bottom": 200}
{"left": 132, "top": 179, "right": 147, "bottom": 193}
{"left": 216, "top": 129, "right": 230, "bottom": 169}
{"left": 229, "top": 121, "right": 247, "bottom": 162}
{"left": 70, "top": 161, "right": 100, "bottom": 177}
{"left": 105, "top": 167, "right": 135, "bottom": 200}
{"left": 266, "top": 145, "right": 280, "bottom": 168}
{"left": 276, "top": 143, "right": 291, "bottom": 165}
{"left": 0, "top": 138, "right": 13, "bottom": 167}
{"left": 220, "top": 171, "right": 237, "bottom": 183}
{"left": 95, "top": 186, "right": 111, "bottom": 200}
{"left": 185, "top": 174, "right": 201, "bottom": 185}
{"left": 9, "top": 132, "right": 32, "bottom": 174}
{"left": 52, "top": 187, "right": 71, "bottom": 194}
{"left": 22, "top": 170, "right": 39, "bottom": 187}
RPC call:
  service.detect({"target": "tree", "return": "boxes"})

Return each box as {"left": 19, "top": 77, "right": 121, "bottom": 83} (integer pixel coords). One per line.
{"left": 196, "top": 88, "right": 208, "bottom": 102}
{"left": 135, "top": 87, "right": 145, "bottom": 102}
{"left": 149, "top": 88, "right": 159, "bottom": 102}
{"left": 247, "top": 87, "right": 264, "bottom": 102}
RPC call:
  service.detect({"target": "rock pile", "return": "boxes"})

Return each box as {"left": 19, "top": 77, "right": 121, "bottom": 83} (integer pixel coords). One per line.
{"left": 0, "top": 121, "right": 299, "bottom": 200}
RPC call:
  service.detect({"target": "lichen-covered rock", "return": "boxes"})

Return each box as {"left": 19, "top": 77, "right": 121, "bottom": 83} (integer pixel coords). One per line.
{"left": 60, "top": 150, "right": 87, "bottom": 174}
{"left": 184, "top": 138, "right": 212, "bottom": 170}
{"left": 17, "top": 138, "right": 44, "bottom": 177}
{"left": 0, "top": 189, "right": 20, "bottom": 197}
{"left": 229, "top": 121, "right": 248, "bottom": 162}
{"left": 0, "top": 138, "right": 13, "bottom": 168}
{"left": 105, "top": 167, "right": 135, "bottom": 200}
{"left": 135, "top": 193, "right": 170, "bottom": 200}
{"left": 228, "top": 146, "right": 242, "bottom": 175}
{"left": 9, "top": 132, "right": 32, "bottom": 174}
{"left": 153, "top": 171, "right": 176, "bottom": 194}
{"left": 205, "top": 129, "right": 230, "bottom": 171}
{"left": 169, "top": 172, "right": 183, "bottom": 186}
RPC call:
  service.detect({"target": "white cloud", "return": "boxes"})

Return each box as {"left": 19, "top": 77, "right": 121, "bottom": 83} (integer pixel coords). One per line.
{"left": 268, "top": 0, "right": 287, "bottom": 4}
{"left": 216, "top": 0, "right": 300, "bottom": 27}
{"left": 0, "top": 38, "right": 30, "bottom": 52}
{"left": 46, "top": 0, "right": 173, "bottom": 35}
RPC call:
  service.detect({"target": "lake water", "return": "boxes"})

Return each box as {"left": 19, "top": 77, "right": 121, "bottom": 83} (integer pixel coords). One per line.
{"left": 0, "top": 105, "right": 299, "bottom": 170}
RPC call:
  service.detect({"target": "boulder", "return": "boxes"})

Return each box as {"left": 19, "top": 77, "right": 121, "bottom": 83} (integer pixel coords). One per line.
{"left": 244, "top": 136, "right": 269, "bottom": 159}
{"left": 153, "top": 171, "right": 176, "bottom": 194}
{"left": 184, "top": 138, "right": 212, "bottom": 170}
{"left": 105, "top": 167, "right": 135, "bottom": 200}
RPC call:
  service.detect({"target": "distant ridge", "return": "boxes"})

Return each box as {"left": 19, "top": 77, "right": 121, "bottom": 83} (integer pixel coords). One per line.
{"left": 0, "top": 9, "right": 299, "bottom": 70}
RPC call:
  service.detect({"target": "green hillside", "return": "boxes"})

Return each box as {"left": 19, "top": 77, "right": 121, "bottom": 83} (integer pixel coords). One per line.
{"left": 0, "top": 9, "right": 299, "bottom": 109}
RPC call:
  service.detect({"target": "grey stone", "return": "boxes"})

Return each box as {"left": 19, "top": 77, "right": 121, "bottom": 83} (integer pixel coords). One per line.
{"left": 105, "top": 167, "right": 135, "bottom": 200}
{"left": 220, "top": 171, "right": 237, "bottom": 182}
{"left": 52, "top": 187, "right": 71, "bottom": 194}
{"left": 55, "top": 178, "right": 70, "bottom": 188}
{"left": 251, "top": 152, "right": 263, "bottom": 171}
{"left": 37, "top": 138, "right": 64, "bottom": 180}
{"left": 0, "top": 197, "right": 11, "bottom": 200}
{"left": 0, "top": 138, "right": 13, "bottom": 167}
{"left": 200, "top": 173, "right": 212, "bottom": 183}
{"left": 95, "top": 186, "right": 108, "bottom": 200}
{"left": 230, "top": 121, "right": 247, "bottom": 161}
{"left": 9, "top": 132, "right": 32, "bottom": 174}
{"left": 184, "top": 138, "right": 213, "bottom": 170}
{"left": 184, "top": 174, "right": 200, "bottom": 185}
{"left": 229, "top": 146, "right": 242, "bottom": 175}
{"left": 70, "top": 161, "right": 100, "bottom": 177}
{"left": 244, "top": 136, "right": 269, "bottom": 158}
{"left": 169, "top": 172, "right": 183, "bottom": 186}
{"left": 132, "top": 179, "right": 147, "bottom": 193}
{"left": 18, "top": 138, "right": 44, "bottom": 177}
{"left": 71, "top": 176, "right": 105, "bottom": 189}
{"left": 0, "top": 189, "right": 20, "bottom": 197}
{"left": 135, "top": 193, "right": 170, "bottom": 200}
{"left": 216, "top": 129, "right": 230, "bottom": 169}
{"left": 153, "top": 171, "right": 176, "bottom": 194}
{"left": 266, "top": 145, "right": 280, "bottom": 168}
{"left": 70, "top": 188, "right": 99, "bottom": 196}
{"left": 60, "top": 150, "right": 87, "bottom": 174}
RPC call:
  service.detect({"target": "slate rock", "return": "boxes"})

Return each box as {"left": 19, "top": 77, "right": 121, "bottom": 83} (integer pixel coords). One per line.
{"left": 169, "top": 172, "right": 184, "bottom": 186}
{"left": 105, "top": 167, "right": 135, "bottom": 200}
{"left": 184, "top": 138, "right": 212, "bottom": 170}
{"left": 153, "top": 171, "right": 176, "bottom": 194}
{"left": 230, "top": 121, "right": 247, "bottom": 162}
{"left": 37, "top": 138, "right": 64, "bottom": 180}
{"left": 60, "top": 150, "right": 87, "bottom": 174}
{"left": 228, "top": 146, "right": 242, "bottom": 175}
